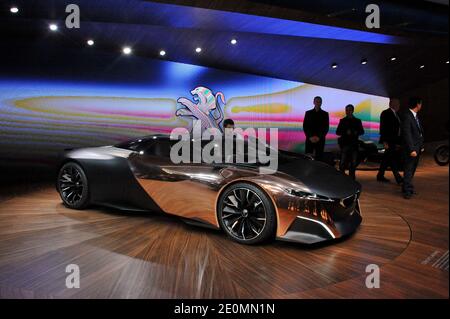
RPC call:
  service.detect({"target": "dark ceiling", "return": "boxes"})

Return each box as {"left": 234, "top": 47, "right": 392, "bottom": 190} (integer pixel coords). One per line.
{"left": 0, "top": 0, "right": 448, "bottom": 96}
{"left": 150, "top": 0, "right": 449, "bottom": 36}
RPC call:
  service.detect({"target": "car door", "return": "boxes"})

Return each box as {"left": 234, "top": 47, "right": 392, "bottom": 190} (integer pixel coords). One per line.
{"left": 129, "top": 138, "right": 226, "bottom": 228}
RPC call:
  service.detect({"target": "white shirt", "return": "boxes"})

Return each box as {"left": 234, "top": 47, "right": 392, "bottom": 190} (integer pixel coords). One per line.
{"left": 410, "top": 109, "right": 423, "bottom": 136}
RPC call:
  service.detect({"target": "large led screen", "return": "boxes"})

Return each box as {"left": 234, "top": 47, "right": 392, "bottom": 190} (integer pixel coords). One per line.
{"left": 0, "top": 54, "right": 388, "bottom": 164}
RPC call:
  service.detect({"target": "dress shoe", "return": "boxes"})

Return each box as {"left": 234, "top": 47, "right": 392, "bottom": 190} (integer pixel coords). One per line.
{"left": 377, "top": 176, "right": 390, "bottom": 183}
{"left": 396, "top": 178, "right": 404, "bottom": 185}
{"left": 403, "top": 193, "right": 412, "bottom": 199}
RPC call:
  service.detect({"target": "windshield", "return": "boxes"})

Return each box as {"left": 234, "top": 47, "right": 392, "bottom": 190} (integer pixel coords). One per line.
{"left": 115, "top": 135, "right": 308, "bottom": 165}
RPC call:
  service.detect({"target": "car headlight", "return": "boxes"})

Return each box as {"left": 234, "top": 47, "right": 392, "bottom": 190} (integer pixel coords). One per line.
{"left": 285, "top": 189, "right": 334, "bottom": 202}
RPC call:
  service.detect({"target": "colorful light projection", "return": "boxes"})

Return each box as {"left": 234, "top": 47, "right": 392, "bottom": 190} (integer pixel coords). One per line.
{"left": 0, "top": 60, "right": 388, "bottom": 161}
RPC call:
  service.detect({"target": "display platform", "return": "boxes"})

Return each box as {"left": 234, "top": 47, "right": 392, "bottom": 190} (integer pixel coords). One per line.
{"left": 0, "top": 163, "right": 447, "bottom": 298}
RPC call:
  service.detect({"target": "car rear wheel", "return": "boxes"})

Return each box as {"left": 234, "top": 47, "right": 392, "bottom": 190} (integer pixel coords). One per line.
{"left": 57, "top": 162, "right": 90, "bottom": 209}
{"left": 218, "top": 183, "right": 276, "bottom": 245}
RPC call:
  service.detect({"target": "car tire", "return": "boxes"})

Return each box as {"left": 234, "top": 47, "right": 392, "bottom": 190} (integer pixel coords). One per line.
{"left": 434, "top": 145, "right": 449, "bottom": 166}
{"left": 217, "top": 183, "right": 276, "bottom": 245}
{"left": 57, "top": 162, "right": 90, "bottom": 209}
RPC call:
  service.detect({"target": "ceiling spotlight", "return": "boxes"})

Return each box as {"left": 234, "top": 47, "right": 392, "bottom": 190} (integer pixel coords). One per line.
{"left": 390, "top": 56, "right": 397, "bottom": 61}
{"left": 230, "top": 39, "right": 237, "bottom": 45}
{"left": 159, "top": 50, "right": 166, "bottom": 56}
{"left": 122, "top": 46, "right": 132, "bottom": 55}
{"left": 446, "top": 60, "right": 449, "bottom": 64}
{"left": 331, "top": 63, "right": 338, "bottom": 69}
{"left": 361, "top": 58, "right": 368, "bottom": 65}
{"left": 86, "top": 39, "right": 94, "bottom": 46}
{"left": 49, "top": 24, "right": 58, "bottom": 31}
{"left": 419, "top": 64, "right": 425, "bottom": 69}
{"left": 195, "top": 47, "right": 202, "bottom": 53}
{"left": 10, "top": 7, "right": 19, "bottom": 14}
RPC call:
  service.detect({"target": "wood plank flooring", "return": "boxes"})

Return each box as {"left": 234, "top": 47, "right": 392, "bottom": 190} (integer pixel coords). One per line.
{"left": 0, "top": 163, "right": 447, "bottom": 298}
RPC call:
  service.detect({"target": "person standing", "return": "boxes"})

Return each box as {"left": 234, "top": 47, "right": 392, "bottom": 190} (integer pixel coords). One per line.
{"left": 376, "top": 98, "right": 403, "bottom": 184}
{"left": 401, "top": 97, "right": 425, "bottom": 199}
{"left": 336, "top": 104, "right": 365, "bottom": 180}
{"left": 303, "top": 96, "right": 329, "bottom": 160}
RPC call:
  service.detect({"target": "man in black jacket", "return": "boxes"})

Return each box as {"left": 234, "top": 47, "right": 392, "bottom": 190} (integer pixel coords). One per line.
{"left": 377, "top": 98, "right": 403, "bottom": 184}
{"left": 401, "top": 97, "right": 425, "bottom": 199}
{"left": 303, "top": 96, "right": 329, "bottom": 160}
{"left": 336, "top": 104, "right": 365, "bottom": 180}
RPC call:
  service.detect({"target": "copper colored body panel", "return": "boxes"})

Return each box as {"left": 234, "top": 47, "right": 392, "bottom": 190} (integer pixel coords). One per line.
{"left": 239, "top": 174, "right": 339, "bottom": 238}
{"left": 129, "top": 153, "right": 328, "bottom": 237}
{"left": 122, "top": 144, "right": 360, "bottom": 241}
{"left": 130, "top": 155, "right": 261, "bottom": 229}
{"left": 137, "top": 178, "right": 221, "bottom": 227}
{"left": 60, "top": 139, "right": 362, "bottom": 244}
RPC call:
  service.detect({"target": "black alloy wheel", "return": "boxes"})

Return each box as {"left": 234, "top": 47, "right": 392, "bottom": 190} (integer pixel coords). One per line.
{"left": 218, "top": 183, "right": 276, "bottom": 244}
{"left": 57, "top": 162, "right": 90, "bottom": 209}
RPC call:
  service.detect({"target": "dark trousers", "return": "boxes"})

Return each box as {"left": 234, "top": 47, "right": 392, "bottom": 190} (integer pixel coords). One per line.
{"left": 305, "top": 138, "right": 325, "bottom": 160}
{"left": 377, "top": 144, "right": 403, "bottom": 183}
{"left": 339, "top": 144, "right": 359, "bottom": 179}
{"left": 402, "top": 153, "right": 420, "bottom": 195}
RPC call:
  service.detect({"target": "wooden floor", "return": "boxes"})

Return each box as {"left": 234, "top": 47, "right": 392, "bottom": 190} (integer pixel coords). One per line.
{"left": 0, "top": 162, "right": 448, "bottom": 298}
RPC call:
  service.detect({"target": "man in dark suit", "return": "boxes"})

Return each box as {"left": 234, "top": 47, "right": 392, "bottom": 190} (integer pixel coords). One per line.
{"left": 303, "top": 96, "right": 329, "bottom": 160}
{"left": 377, "top": 98, "right": 403, "bottom": 184}
{"left": 336, "top": 104, "right": 365, "bottom": 180}
{"left": 401, "top": 97, "right": 425, "bottom": 199}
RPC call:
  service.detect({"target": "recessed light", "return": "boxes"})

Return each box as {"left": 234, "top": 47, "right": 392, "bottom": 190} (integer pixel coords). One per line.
{"left": 419, "top": 64, "right": 425, "bottom": 69}
{"left": 87, "top": 39, "right": 94, "bottom": 46}
{"left": 230, "top": 39, "right": 237, "bottom": 45}
{"left": 331, "top": 63, "right": 338, "bottom": 69}
{"left": 195, "top": 47, "right": 202, "bottom": 53}
{"left": 159, "top": 50, "right": 166, "bottom": 56}
{"left": 361, "top": 58, "right": 368, "bottom": 65}
{"left": 446, "top": 60, "right": 449, "bottom": 64}
{"left": 390, "top": 56, "right": 397, "bottom": 61}
{"left": 10, "top": 7, "right": 19, "bottom": 14}
{"left": 122, "top": 46, "right": 132, "bottom": 55}
{"left": 49, "top": 24, "right": 58, "bottom": 31}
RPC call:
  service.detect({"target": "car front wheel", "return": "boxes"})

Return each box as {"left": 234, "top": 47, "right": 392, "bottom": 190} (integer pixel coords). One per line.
{"left": 218, "top": 183, "right": 276, "bottom": 245}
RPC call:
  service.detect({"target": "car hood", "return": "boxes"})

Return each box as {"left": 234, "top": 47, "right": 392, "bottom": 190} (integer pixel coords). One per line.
{"left": 276, "top": 158, "right": 361, "bottom": 199}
